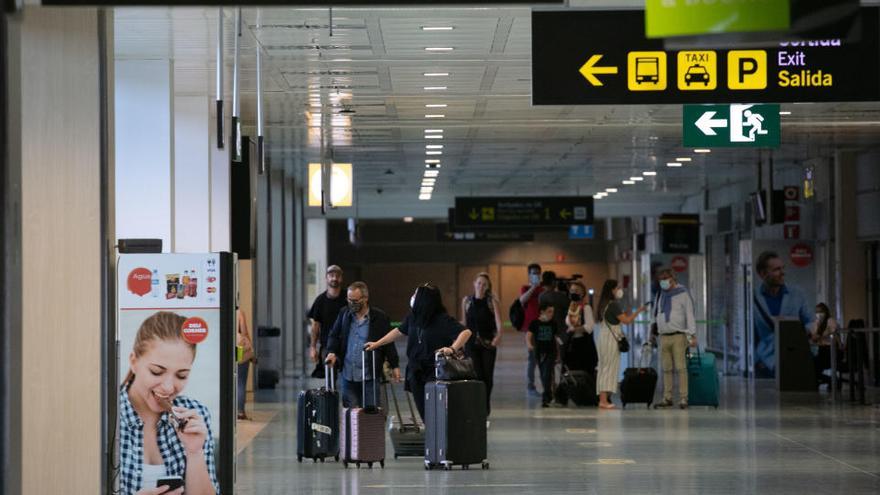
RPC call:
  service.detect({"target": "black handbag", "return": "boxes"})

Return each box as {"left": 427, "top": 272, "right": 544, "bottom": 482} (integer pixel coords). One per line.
{"left": 435, "top": 351, "right": 477, "bottom": 381}
{"left": 617, "top": 335, "right": 631, "bottom": 353}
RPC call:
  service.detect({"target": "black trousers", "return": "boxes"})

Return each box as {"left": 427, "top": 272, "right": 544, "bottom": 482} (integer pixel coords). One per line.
{"left": 409, "top": 375, "right": 428, "bottom": 420}
{"left": 470, "top": 344, "right": 497, "bottom": 415}
{"left": 538, "top": 352, "right": 556, "bottom": 404}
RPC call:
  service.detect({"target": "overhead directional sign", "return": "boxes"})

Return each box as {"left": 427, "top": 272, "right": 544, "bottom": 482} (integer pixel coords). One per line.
{"left": 454, "top": 196, "right": 593, "bottom": 229}
{"left": 684, "top": 104, "right": 780, "bottom": 148}
{"left": 568, "top": 225, "right": 595, "bottom": 240}
{"left": 532, "top": 9, "right": 880, "bottom": 105}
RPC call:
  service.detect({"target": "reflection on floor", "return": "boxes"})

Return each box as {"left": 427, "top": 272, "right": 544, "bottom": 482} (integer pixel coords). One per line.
{"left": 236, "top": 406, "right": 280, "bottom": 456}
{"left": 235, "top": 339, "right": 880, "bottom": 494}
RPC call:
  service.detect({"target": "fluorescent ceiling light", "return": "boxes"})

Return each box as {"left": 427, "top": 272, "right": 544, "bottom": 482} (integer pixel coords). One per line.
{"left": 422, "top": 26, "right": 454, "bottom": 31}
{"left": 629, "top": 177, "right": 644, "bottom": 181}
{"left": 694, "top": 149, "right": 712, "bottom": 153}
{"left": 424, "top": 72, "right": 449, "bottom": 77}
{"left": 426, "top": 144, "right": 444, "bottom": 149}
{"left": 426, "top": 151, "right": 443, "bottom": 155}
{"left": 425, "top": 135, "right": 443, "bottom": 139}
{"left": 667, "top": 162, "right": 683, "bottom": 167}
{"left": 420, "top": 187, "right": 434, "bottom": 193}
{"left": 593, "top": 194, "right": 605, "bottom": 199}
{"left": 779, "top": 111, "right": 792, "bottom": 115}
{"left": 676, "top": 157, "right": 692, "bottom": 162}
{"left": 425, "top": 114, "right": 446, "bottom": 118}
{"left": 424, "top": 47, "right": 454, "bottom": 51}
{"left": 424, "top": 129, "right": 443, "bottom": 133}
{"left": 424, "top": 86, "right": 447, "bottom": 91}
{"left": 425, "top": 159, "right": 441, "bottom": 164}
{"left": 622, "top": 180, "right": 635, "bottom": 185}
{"left": 425, "top": 170, "right": 440, "bottom": 177}
{"left": 426, "top": 104, "right": 448, "bottom": 108}
{"left": 422, "top": 178, "right": 437, "bottom": 183}
{"left": 643, "top": 171, "right": 658, "bottom": 176}
{"left": 605, "top": 188, "right": 618, "bottom": 193}
{"left": 419, "top": 194, "right": 432, "bottom": 200}
{"left": 403, "top": 216, "right": 414, "bottom": 223}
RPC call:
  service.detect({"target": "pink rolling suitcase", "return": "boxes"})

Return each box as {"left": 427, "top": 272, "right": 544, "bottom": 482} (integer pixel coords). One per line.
{"left": 340, "top": 350, "right": 387, "bottom": 468}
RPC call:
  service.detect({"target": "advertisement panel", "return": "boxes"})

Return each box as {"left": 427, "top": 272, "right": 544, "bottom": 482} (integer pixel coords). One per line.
{"left": 116, "top": 253, "right": 234, "bottom": 494}
{"left": 750, "top": 241, "right": 816, "bottom": 378}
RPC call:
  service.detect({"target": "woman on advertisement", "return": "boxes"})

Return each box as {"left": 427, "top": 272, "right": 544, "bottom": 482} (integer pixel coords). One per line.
{"left": 118, "top": 311, "right": 219, "bottom": 495}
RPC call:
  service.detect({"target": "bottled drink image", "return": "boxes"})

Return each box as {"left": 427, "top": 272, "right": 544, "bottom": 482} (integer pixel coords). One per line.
{"left": 151, "top": 269, "right": 160, "bottom": 298}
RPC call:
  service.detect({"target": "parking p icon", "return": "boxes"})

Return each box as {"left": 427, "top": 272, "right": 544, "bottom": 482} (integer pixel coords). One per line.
{"left": 727, "top": 50, "right": 767, "bottom": 90}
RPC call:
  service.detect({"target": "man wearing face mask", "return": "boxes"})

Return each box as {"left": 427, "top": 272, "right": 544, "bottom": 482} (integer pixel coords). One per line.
{"left": 652, "top": 269, "right": 697, "bottom": 409}
{"left": 520, "top": 263, "right": 546, "bottom": 395}
{"left": 325, "top": 282, "right": 401, "bottom": 408}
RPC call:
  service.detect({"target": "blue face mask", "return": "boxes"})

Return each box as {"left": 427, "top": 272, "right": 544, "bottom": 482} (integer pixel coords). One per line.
{"left": 659, "top": 279, "right": 671, "bottom": 291}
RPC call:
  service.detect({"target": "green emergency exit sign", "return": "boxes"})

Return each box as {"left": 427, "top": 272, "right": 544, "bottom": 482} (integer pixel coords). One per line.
{"left": 683, "top": 104, "right": 780, "bottom": 148}
{"left": 646, "top": 0, "right": 791, "bottom": 38}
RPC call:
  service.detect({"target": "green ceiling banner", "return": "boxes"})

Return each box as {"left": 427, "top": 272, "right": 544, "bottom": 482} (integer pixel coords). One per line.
{"left": 645, "top": 0, "right": 791, "bottom": 38}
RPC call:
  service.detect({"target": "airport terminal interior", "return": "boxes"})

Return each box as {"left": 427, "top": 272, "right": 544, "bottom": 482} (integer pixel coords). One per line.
{"left": 3, "top": 1, "right": 880, "bottom": 494}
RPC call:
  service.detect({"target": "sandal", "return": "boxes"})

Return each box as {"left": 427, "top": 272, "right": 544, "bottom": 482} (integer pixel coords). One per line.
{"left": 598, "top": 403, "right": 617, "bottom": 410}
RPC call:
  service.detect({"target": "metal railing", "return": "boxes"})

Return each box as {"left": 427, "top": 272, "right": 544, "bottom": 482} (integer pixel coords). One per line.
{"left": 830, "top": 327, "right": 880, "bottom": 403}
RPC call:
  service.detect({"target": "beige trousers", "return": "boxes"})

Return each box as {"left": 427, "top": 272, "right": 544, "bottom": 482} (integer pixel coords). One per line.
{"left": 660, "top": 333, "right": 689, "bottom": 403}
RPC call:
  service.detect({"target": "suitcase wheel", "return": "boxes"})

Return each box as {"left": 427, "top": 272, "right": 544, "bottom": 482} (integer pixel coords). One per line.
{"left": 297, "top": 455, "right": 303, "bottom": 463}
{"left": 463, "top": 464, "right": 470, "bottom": 470}
{"left": 335, "top": 454, "right": 340, "bottom": 462}
{"left": 425, "top": 464, "right": 432, "bottom": 470}
{"left": 342, "top": 461, "right": 348, "bottom": 468}
{"left": 356, "top": 462, "right": 361, "bottom": 469}
{"left": 320, "top": 457, "right": 325, "bottom": 463}
{"left": 443, "top": 464, "right": 452, "bottom": 471}
{"left": 482, "top": 462, "right": 490, "bottom": 470}
{"left": 394, "top": 454, "right": 399, "bottom": 460}
{"left": 368, "top": 462, "right": 373, "bottom": 469}
{"left": 312, "top": 458, "right": 317, "bottom": 463}
{"left": 380, "top": 460, "right": 385, "bottom": 469}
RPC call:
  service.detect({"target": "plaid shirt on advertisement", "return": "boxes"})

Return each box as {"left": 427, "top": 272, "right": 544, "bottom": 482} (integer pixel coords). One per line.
{"left": 118, "top": 387, "right": 219, "bottom": 494}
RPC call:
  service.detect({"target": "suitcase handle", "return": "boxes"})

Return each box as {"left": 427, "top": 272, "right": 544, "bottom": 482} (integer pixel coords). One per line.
{"left": 325, "top": 363, "right": 335, "bottom": 392}
{"left": 362, "top": 349, "right": 379, "bottom": 413}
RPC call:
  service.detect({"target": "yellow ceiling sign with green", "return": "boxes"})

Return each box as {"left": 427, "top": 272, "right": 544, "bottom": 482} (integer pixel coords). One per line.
{"left": 645, "top": 0, "right": 791, "bottom": 38}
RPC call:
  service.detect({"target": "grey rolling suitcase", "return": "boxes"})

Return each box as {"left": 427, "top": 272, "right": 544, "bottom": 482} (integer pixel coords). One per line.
{"left": 386, "top": 380, "right": 425, "bottom": 459}
{"left": 340, "top": 350, "right": 387, "bottom": 468}
{"left": 424, "top": 379, "right": 489, "bottom": 471}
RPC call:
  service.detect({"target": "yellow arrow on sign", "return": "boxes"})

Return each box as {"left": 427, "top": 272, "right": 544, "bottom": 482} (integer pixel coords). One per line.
{"left": 579, "top": 54, "right": 618, "bottom": 86}
{"left": 560, "top": 209, "right": 573, "bottom": 220}
{"left": 469, "top": 209, "right": 479, "bottom": 220}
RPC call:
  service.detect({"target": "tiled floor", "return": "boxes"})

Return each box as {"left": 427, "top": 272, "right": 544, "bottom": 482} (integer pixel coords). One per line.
{"left": 234, "top": 340, "right": 880, "bottom": 494}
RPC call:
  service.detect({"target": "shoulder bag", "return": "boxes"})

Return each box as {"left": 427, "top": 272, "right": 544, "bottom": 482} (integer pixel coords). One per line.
{"left": 604, "top": 304, "right": 630, "bottom": 353}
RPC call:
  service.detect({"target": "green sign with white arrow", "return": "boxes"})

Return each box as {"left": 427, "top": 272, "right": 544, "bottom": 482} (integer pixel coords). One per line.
{"left": 683, "top": 104, "right": 780, "bottom": 148}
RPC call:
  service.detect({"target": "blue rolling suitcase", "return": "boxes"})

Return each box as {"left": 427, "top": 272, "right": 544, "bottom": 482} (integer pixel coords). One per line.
{"left": 687, "top": 349, "right": 720, "bottom": 408}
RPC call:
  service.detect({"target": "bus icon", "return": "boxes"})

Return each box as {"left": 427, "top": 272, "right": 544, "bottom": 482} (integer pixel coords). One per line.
{"left": 635, "top": 57, "right": 660, "bottom": 83}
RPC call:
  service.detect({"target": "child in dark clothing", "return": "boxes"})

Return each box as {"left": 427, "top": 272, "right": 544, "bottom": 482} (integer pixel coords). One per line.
{"left": 527, "top": 302, "right": 560, "bottom": 407}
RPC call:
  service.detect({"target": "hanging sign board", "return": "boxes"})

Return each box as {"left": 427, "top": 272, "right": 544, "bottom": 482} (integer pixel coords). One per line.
{"left": 532, "top": 8, "right": 880, "bottom": 105}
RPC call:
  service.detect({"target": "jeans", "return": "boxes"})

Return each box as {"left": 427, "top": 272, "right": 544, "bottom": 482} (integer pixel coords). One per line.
{"left": 470, "top": 344, "right": 497, "bottom": 415}
{"left": 660, "top": 333, "right": 689, "bottom": 403}
{"left": 237, "top": 362, "right": 250, "bottom": 414}
{"left": 339, "top": 377, "right": 378, "bottom": 409}
{"left": 537, "top": 353, "right": 556, "bottom": 404}
{"left": 527, "top": 349, "right": 537, "bottom": 389}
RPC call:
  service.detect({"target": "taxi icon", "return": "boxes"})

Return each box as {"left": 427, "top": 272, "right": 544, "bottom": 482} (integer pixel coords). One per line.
{"left": 684, "top": 64, "right": 710, "bottom": 85}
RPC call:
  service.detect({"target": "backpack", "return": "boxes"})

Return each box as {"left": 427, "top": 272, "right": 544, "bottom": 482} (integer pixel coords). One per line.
{"left": 509, "top": 299, "right": 525, "bottom": 332}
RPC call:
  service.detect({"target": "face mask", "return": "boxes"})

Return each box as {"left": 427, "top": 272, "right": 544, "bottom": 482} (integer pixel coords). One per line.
{"left": 348, "top": 301, "right": 364, "bottom": 313}
{"left": 410, "top": 295, "right": 416, "bottom": 309}
{"left": 614, "top": 288, "right": 624, "bottom": 300}
{"left": 529, "top": 274, "right": 540, "bottom": 285}
{"left": 659, "top": 279, "right": 671, "bottom": 291}
{"left": 816, "top": 312, "right": 826, "bottom": 321}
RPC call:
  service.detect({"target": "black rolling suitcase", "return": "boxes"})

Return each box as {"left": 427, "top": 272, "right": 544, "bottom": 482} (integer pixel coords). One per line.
{"left": 620, "top": 343, "right": 658, "bottom": 409}
{"left": 556, "top": 366, "right": 598, "bottom": 407}
{"left": 296, "top": 365, "right": 340, "bottom": 463}
{"left": 386, "top": 380, "right": 425, "bottom": 459}
{"left": 424, "top": 379, "right": 489, "bottom": 471}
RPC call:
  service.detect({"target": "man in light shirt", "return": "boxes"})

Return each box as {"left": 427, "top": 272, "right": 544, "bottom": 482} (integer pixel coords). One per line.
{"left": 652, "top": 268, "right": 697, "bottom": 409}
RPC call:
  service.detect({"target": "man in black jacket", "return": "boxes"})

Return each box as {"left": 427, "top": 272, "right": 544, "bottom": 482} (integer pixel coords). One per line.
{"left": 326, "top": 281, "right": 401, "bottom": 408}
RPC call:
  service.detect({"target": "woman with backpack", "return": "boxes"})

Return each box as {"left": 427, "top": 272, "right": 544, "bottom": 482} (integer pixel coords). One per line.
{"left": 461, "top": 272, "right": 503, "bottom": 415}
